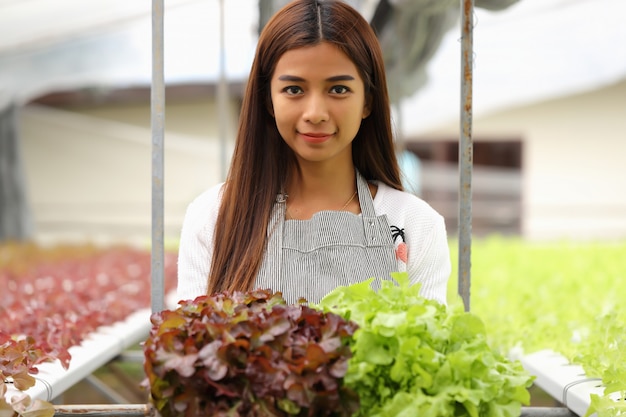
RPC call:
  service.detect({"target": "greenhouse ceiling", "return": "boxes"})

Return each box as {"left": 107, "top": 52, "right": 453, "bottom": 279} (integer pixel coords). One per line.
{"left": 0, "top": 0, "right": 624, "bottom": 134}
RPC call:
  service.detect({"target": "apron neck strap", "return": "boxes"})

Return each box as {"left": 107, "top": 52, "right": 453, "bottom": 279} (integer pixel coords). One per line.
{"left": 356, "top": 170, "right": 376, "bottom": 218}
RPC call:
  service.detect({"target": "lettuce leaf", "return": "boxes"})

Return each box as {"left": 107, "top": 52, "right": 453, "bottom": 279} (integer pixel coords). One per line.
{"left": 316, "top": 272, "right": 533, "bottom": 417}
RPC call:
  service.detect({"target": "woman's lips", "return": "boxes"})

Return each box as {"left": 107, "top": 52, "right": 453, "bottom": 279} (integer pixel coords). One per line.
{"left": 299, "top": 132, "right": 334, "bottom": 144}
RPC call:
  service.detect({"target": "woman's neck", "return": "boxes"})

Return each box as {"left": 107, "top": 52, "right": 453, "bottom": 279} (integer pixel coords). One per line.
{"left": 285, "top": 163, "right": 358, "bottom": 220}
{"left": 289, "top": 162, "right": 355, "bottom": 195}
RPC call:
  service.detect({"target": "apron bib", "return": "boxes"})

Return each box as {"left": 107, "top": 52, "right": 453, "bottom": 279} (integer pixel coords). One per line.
{"left": 256, "top": 171, "right": 397, "bottom": 304}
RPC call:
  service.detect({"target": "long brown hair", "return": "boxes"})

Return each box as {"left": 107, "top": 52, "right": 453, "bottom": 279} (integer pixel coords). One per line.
{"left": 207, "top": 0, "right": 403, "bottom": 294}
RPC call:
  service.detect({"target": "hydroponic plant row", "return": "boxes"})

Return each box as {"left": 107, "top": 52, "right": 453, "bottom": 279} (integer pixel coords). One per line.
{"left": 0, "top": 243, "right": 177, "bottom": 416}
{"left": 447, "top": 238, "right": 626, "bottom": 417}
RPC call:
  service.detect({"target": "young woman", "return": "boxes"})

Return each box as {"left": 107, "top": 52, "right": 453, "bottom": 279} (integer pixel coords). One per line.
{"left": 177, "top": 0, "right": 451, "bottom": 305}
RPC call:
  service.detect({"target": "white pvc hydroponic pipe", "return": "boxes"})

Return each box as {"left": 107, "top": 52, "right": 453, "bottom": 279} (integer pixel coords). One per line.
{"left": 520, "top": 350, "right": 620, "bottom": 417}
{"left": 4, "top": 308, "right": 152, "bottom": 402}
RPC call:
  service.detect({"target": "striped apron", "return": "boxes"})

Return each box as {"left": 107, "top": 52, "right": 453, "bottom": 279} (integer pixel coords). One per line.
{"left": 256, "top": 171, "right": 398, "bottom": 304}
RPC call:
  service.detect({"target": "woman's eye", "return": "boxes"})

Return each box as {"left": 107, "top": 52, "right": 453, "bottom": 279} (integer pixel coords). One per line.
{"left": 330, "top": 85, "right": 350, "bottom": 94}
{"left": 283, "top": 86, "right": 303, "bottom": 95}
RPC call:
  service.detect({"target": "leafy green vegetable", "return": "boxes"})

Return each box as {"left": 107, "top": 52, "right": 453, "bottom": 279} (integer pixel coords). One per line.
{"left": 143, "top": 289, "right": 359, "bottom": 417}
{"left": 317, "top": 272, "right": 533, "bottom": 417}
{"left": 587, "top": 393, "right": 626, "bottom": 417}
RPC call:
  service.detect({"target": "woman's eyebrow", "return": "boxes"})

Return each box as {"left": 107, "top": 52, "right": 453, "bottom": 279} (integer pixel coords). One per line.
{"left": 277, "top": 75, "right": 305, "bottom": 82}
{"left": 277, "top": 74, "right": 356, "bottom": 82}
{"left": 326, "top": 75, "right": 356, "bottom": 82}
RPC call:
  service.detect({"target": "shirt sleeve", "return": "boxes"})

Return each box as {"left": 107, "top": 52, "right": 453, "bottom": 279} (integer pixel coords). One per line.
{"left": 176, "top": 184, "right": 223, "bottom": 302}
{"left": 374, "top": 184, "right": 452, "bottom": 305}
{"left": 406, "top": 212, "right": 451, "bottom": 305}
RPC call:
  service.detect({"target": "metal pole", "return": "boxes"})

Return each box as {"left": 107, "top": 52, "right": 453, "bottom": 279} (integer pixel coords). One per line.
{"left": 151, "top": 0, "right": 165, "bottom": 313}
{"left": 52, "top": 405, "right": 575, "bottom": 417}
{"left": 458, "top": 0, "right": 474, "bottom": 312}
{"left": 218, "top": 0, "right": 229, "bottom": 181}
{"left": 519, "top": 408, "right": 577, "bottom": 417}
{"left": 53, "top": 404, "right": 155, "bottom": 417}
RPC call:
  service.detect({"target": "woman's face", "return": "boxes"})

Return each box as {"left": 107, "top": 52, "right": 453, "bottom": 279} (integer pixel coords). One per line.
{"left": 269, "top": 42, "right": 370, "bottom": 168}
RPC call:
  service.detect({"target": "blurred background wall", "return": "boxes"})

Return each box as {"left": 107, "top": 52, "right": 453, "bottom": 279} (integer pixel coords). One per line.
{"left": 19, "top": 98, "right": 238, "bottom": 244}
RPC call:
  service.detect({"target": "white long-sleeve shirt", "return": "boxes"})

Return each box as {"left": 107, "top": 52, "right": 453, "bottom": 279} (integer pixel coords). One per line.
{"left": 177, "top": 181, "right": 451, "bottom": 304}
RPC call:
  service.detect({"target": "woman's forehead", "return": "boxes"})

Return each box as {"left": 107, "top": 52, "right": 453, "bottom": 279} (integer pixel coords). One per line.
{"left": 273, "top": 43, "right": 362, "bottom": 81}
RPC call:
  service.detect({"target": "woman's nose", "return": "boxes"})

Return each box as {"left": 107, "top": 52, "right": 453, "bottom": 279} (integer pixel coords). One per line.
{"left": 302, "top": 94, "right": 329, "bottom": 124}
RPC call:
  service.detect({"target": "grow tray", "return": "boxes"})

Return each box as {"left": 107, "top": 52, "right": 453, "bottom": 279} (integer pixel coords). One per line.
{"left": 5, "top": 286, "right": 178, "bottom": 403}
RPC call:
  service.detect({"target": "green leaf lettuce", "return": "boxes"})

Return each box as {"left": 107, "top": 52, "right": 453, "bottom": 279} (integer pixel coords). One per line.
{"left": 316, "top": 272, "right": 534, "bottom": 417}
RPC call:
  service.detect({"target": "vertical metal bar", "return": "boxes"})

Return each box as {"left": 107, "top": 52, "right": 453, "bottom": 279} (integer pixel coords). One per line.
{"left": 218, "top": 0, "right": 229, "bottom": 181}
{"left": 458, "top": 0, "right": 474, "bottom": 312}
{"left": 151, "top": 0, "right": 165, "bottom": 313}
